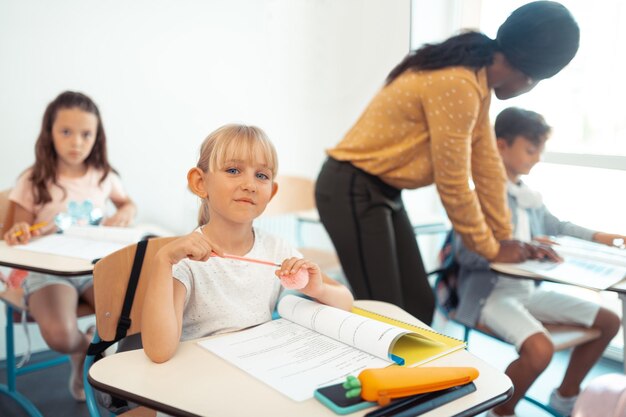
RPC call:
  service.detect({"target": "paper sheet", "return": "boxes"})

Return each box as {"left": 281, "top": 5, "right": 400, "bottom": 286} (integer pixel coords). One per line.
{"left": 198, "top": 319, "right": 390, "bottom": 401}
{"left": 13, "top": 226, "right": 146, "bottom": 261}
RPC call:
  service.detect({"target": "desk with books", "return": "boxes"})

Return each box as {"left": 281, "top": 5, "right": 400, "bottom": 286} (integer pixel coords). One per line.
{"left": 88, "top": 300, "right": 513, "bottom": 417}
{"left": 0, "top": 224, "right": 166, "bottom": 417}
{"left": 0, "top": 224, "right": 173, "bottom": 275}
{"left": 0, "top": 240, "right": 95, "bottom": 276}
{"left": 491, "top": 236, "right": 626, "bottom": 371}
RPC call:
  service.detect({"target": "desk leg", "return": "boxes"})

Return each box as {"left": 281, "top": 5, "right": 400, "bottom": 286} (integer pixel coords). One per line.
{"left": 619, "top": 292, "right": 626, "bottom": 373}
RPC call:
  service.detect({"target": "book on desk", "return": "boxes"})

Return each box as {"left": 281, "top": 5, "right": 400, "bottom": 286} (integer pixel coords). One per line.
{"left": 12, "top": 225, "right": 152, "bottom": 262}
{"left": 492, "top": 236, "right": 626, "bottom": 290}
{"left": 198, "top": 295, "right": 465, "bottom": 401}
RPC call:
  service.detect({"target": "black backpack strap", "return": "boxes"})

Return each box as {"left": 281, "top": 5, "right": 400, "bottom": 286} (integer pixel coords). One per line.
{"left": 87, "top": 239, "right": 150, "bottom": 356}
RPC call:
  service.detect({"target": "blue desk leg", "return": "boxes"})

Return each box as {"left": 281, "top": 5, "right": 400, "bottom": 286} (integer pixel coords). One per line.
{"left": 84, "top": 332, "right": 102, "bottom": 417}
{"left": 618, "top": 292, "right": 626, "bottom": 373}
{"left": 2, "top": 304, "right": 44, "bottom": 417}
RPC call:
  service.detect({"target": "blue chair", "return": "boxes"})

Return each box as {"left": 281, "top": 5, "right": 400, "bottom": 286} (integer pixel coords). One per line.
{"left": 1, "top": 286, "right": 94, "bottom": 417}
{"left": 84, "top": 237, "right": 177, "bottom": 417}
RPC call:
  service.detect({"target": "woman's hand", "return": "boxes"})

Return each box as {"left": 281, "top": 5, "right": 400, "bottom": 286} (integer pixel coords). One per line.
{"left": 3, "top": 222, "right": 41, "bottom": 246}
{"left": 492, "top": 240, "right": 530, "bottom": 263}
{"left": 526, "top": 242, "right": 562, "bottom": 262}
{"left": 156, "top": 232, "right": 223, "bottom": 266}
{"left": 493, "top": 239, "right": 562, "bottom": 263}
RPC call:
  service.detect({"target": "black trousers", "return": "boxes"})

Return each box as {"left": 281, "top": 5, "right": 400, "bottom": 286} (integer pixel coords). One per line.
{"left": 315, "top": 157, "right": 435, "bottom": 325}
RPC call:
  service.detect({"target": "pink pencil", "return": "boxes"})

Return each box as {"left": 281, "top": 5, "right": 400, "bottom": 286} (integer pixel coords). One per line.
{"left": 211, "top": 252, "right": 310, "bottom": 290}
{"left": 212, "top": 252, "right": 281, "bottom": 268}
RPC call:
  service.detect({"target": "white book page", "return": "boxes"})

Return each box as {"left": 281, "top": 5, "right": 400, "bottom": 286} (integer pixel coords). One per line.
{"left": 277, "top": 295, "right": 412, "bottom": 360}
{"left": 63, "top": 225, "right": 146, "bottom": 243}
{"left": 13, "top": 234, "right": 130, "bottom": 261}
{"left": 198, "top": 319, "right": 390, "bottom": 401}
{"left": 514, "top": 256, "right": 626, "bottom": 290}
{"left": 13, "top": 226, "right": 145, "bottom": 261}
{"left": 552, "top": 236, "right": 626, "bottom": 267}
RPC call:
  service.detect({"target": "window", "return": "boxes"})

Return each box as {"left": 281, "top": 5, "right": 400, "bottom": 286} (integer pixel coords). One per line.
{"left": 481, "top": 0, "right": 626, "bottom": 158}
{"left": 411, "top": 0, "right": 626, "bottom": 360}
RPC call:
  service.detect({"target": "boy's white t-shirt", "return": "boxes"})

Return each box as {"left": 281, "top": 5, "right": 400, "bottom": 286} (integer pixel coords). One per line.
{"left": 172, "top": 227, "right": 301, "bottom": 341}
{"left": 494, "top": 180, "right": 541, "bottom": 292}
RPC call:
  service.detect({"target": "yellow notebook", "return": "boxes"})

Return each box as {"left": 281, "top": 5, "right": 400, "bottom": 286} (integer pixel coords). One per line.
{"left": 352, "top": 306, "right": 466, "bottom": 367}
{"left": 199, "top": 295, "right": 467, "bottom": 402}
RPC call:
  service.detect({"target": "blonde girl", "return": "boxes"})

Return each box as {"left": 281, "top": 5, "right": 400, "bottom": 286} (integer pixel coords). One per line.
{"left": 142, "top": 124, "right": 353, "bottom": 363}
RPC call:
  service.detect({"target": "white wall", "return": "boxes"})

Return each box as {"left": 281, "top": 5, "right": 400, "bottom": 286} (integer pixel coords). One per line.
{"left": 0, "top": 0, "right": 411, "bottom": 357}
{"left": 0, "top": 0, "right": 410, "bottom": 234}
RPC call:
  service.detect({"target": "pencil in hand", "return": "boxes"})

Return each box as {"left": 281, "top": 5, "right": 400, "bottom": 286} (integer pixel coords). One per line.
{"left": 210, "top": 252, "right": 310, "bottom": 289}
{"left": 12, "top": 222, "right": 48, "bottom": 238}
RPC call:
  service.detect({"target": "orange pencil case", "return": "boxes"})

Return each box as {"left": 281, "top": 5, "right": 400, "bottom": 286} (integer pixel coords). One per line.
{"left": 359, "top": 366, "right": 479, "bottom": 406}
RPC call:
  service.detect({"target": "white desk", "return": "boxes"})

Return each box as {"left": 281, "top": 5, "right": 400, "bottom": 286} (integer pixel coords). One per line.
{"left": 492, "top": 263, "right": 626, "bottom": 372}
{"left": 88, "top": 300, "right": 512, "bottom": 417}
{"left": 0, "top": 240, "right": 94, "bottom": 276}
{"left": 294, "top": 209, "right": 449, "bottom": 235}
{"left": 0, "top": 224, "right": 174, "bottom": 276}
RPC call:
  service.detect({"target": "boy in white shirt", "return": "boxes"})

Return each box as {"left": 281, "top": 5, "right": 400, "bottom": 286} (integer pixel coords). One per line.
{"left": 455, "top": 107, "right": 622, "bottom": 417}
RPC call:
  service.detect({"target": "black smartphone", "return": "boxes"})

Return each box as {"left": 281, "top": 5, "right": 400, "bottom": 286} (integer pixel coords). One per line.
{"left": 364, "top": 382, "right": 477, "bottom": 417}
{"left": 314, "top": 382, "right": 377, "bottom": 415}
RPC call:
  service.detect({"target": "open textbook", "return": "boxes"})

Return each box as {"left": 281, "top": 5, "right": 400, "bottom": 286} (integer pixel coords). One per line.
{"left": 13, "top": 225, "right": 150, "bottom": 261}
{"left": 198, "top": 295, "right": 465, "bottom": 401}
{"left": 492, "top": 236, "right": 626, "bottom": 290}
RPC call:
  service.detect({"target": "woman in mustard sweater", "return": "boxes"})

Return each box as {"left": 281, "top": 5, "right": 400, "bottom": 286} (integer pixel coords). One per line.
{"left": 315, "top": 1, "right": 579, "bottom": 324}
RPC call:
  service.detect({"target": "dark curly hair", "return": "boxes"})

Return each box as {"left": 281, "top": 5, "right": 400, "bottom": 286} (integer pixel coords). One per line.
{"left": 386, "top": 1, "right": 579, "bottom": 85}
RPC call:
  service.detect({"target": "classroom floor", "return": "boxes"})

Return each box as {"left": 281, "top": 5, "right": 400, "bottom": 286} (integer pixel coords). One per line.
{"left": 432, "top": 313, "right": 624, "bottom": 417}
{"left": 0, "top": 349, "right": 107, "bottom": 417}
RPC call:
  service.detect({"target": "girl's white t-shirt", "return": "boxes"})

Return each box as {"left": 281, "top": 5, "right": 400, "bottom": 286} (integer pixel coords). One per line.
{"left": 172, "top": 227, "right": 301, "bottom": 341}
{"left": 9, "top": 167, "right": 127, "bottom": 233}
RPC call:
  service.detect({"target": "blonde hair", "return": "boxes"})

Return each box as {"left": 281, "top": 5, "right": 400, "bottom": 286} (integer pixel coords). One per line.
{"left": 195, "top": 124, "right": 278, "bottom": 226}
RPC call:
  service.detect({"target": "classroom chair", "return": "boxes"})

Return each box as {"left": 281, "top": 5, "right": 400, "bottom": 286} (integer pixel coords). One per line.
{"left": 1, "top": 287, "right": 95, "bottom": 417}
{"left": 0, "top": 188, "right": 97, "bottom": 416}
{"left": 261, "top": 175, "right": 342, "bottom": 275}
{"left": 432, "top": 248, "right": 602, "bottom": 417}
{"left": 84, "top": 236, "right": 177, "bottom": 417}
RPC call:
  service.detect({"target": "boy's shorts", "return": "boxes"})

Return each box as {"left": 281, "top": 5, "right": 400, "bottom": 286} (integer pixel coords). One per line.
{"left": 22, "top": 272, "right": 93, "bottom": 299}
{"left": 479, "top": 279, "right": 600, "bottom": 351}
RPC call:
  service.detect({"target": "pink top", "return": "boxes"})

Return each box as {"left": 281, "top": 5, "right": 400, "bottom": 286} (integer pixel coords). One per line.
{"left": 9, "top": 167, "right": 128, "bottom": 233}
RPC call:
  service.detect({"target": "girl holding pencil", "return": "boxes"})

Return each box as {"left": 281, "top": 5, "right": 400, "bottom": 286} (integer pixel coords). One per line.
{"left": 141, "top": 124, "right": 353, "bottom": 363}
{"left": 2, "top": 91, "right": 136, "bottom": 401}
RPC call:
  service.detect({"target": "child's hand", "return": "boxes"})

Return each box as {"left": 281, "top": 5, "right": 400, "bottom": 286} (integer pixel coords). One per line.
{"left": 3, "top": 222, "right": 41, "bottom": 246}
{"left": 276, "top": 257, "right": 320, "bottom": 294}
{"left": 593, "top": 232, "right": 626, "bottom": 249}
{"left": 156, "top": 232, "right": 223, "bottom": 266}
{"left": 102, "top": 206, "right": 135, "bottom": 227}
{"left": 533, "top": 235, "right": 558, "bottom": 246}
